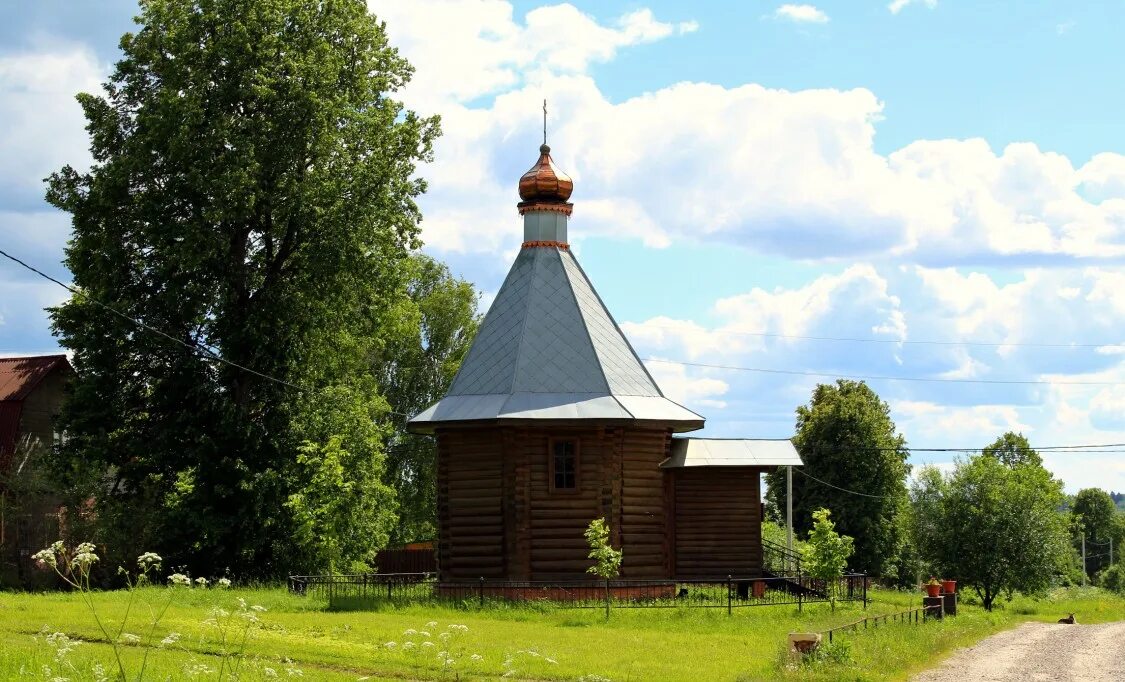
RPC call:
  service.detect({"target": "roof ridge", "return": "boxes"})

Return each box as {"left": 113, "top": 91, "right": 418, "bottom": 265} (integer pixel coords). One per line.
{"left": 560, "top": 250, "right": 665, "bottom": 397}
{"left": 507, "top": 246, "right": 543, "bottom": 396}
{"left": 556, "top": 246, "right": 613, "bottom": 395}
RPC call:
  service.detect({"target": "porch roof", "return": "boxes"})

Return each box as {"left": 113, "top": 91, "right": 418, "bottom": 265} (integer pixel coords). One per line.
{"left": 661, "top": 438, "right": 803, "bottom": 468}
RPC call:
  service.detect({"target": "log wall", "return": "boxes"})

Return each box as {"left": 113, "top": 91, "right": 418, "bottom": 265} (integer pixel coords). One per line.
{"left": 435, "top": 424, "right": 674, "bottom": 581}
{"left": 671, "top": 467, "right": 764, "bottom": 578}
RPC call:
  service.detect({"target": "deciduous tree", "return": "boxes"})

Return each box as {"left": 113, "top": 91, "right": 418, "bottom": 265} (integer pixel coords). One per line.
{"left": 46, "top": 0, "right": 438, "bottom": 576}
{"left": 919, "top": 454, "right": 1070, "bottom": 610}
{"left": 373, "top": 254, "right": 478, "bottom": 544}
{"left": 765, "top": 380, "right": 909, "bottom": 577}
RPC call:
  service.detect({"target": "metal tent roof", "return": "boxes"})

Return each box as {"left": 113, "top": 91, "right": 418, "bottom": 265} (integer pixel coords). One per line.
{"left": 409, "top": 245, "right": 704, "bottom": 433}
{"left": 661, "top": 438, "right": 803, "bottom": 468}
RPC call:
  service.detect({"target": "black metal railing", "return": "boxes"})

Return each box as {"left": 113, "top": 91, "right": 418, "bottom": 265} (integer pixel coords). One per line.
{"left": 288, "top": 572, "right": 868, "bottom": 612}
{"left": 763, "top": 537, "right": 803, "bottom": 576}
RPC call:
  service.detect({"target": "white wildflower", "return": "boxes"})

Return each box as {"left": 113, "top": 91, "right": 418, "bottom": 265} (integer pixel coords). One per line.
{"left": 438, "top": 632, "right": 451, "bottom": 641}
{"left": 285, "top": 668, "right": 303, "bottom": 677}
{"left": 421, "top": 641, "right": 435, "bottom": 648}
{"left": 194, "top": 576, "right": 209, "bottom": 587}
{"left": 419, "top": 631, "right": 431, "bottom": 638}
{"left": 384, "top": 641, "right": 397, "bottom": 649}
{"left": 168, "top": 573, "right": 191, "bottom": 587}
{"left": 136, "top": 552, "right": 162, "bottom": 570}
{"left": 424, "top": 621, "right": 437, "bottom": 628}
{"left": 160, "top": 632, "right": 181, "bottom": 647}
{"left": 263, "top": 668, "right": 278, "bottom": 679}
{"left": 402, "top": 628, "right": 417, "bottom": 636}
{"left": 218, "top": 577, "right": 232, "bottom": 588}
{"left": 448, "top": 624, "right": 468, "bottom": 632}
{"left": 32, "top": 547, "right": 58, "bottom": 569}
{"left": 546, "top": 657, "right": 558, "bottom": 664}
{"left": 251, "top": 605, "right": 267, "bottom": 612}
{"left": 470, "top": 654, "right": 483, "bottom": 661}
{"left": 402, "top": 641, "right": 416, "bottom": 650}
{"left": 92, "top": 663, "right": 108, "bottom": 682}
{"left": 119, "top": 633, "right": 141, "bottom": 644}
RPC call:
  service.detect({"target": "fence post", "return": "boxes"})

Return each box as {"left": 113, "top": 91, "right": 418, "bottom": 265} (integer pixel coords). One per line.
{"left": 479, "top": 577, "right": 485, "bottom": 608}
{"left": 387, "top": 577, "right": 392, "bottom": 600}
{"left": 863, "top": 573, "right": 868, "bottom": 609}
{"left": 727, "top": 575, "right": 732, "bottom": 616}
{"left": 797, "top": 565, "right": 803, "bottom": 613}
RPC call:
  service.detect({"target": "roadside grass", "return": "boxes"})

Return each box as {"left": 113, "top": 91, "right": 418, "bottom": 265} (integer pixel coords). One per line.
{"left": 1, "top": 585, "right": 1121, "bottom": 681}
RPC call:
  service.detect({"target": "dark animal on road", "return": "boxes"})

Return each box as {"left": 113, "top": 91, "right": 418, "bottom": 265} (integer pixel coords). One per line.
{"left": 1057, "top": 613, "right": 1076, "bottom": 624}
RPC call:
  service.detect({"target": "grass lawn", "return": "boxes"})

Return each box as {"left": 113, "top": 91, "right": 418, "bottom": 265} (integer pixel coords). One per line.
{"left": 1, "top": 584, "right": 1121, "bottom": 681}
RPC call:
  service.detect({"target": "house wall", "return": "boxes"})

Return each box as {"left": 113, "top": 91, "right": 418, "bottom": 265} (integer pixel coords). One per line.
{"left": 1, "top": 365, "right": 70, "bottom": 587}
{"left": 435, "top": 424, "right": 672, "bottom": 582}
{"left": 17, "top": 366, "right": 69, "bottom": 450}
{"left": 670, "top": 467, "right": 764, "bottom": 578}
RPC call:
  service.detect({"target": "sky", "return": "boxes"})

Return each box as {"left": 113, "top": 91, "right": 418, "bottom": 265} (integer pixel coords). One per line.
{"left": 2, "top": 1, "right": 1125, "bottom": 492}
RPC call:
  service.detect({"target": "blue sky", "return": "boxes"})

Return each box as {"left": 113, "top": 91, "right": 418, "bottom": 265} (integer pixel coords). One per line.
{"left": 2, "top": 1, "right": 1125, "bottom": 491}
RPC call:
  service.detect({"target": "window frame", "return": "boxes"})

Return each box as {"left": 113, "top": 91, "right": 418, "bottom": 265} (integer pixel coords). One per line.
{"left": 548, "top": 437, "right": 581, "bottom": 494}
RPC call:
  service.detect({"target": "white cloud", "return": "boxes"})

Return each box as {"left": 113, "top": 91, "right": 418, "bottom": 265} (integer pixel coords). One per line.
{"left": 644, "top": 359, "right": 729, "bottom": 410}
{"left": 370, "top": 1, "right": 696, "bottom": 110}
{"left": 0, "top": 46, "right": 103, "bottom": 207}
{"left": 888, "top": 0, "right": 937, "bottom": 15}
{"left": 773, "top": 4, "right": 829, "bottom": 24}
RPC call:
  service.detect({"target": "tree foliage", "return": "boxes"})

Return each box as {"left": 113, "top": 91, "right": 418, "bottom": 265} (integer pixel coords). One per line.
{"left": 765, "top": 380, "right": 909, "bottom": 577}
{"left": 803, "top": 508, "right": 855, "bottom": 592}
{"left": 45, "top": 0, "right": 438, "bottom": 577}
{"left": 373, "top": 254, "right": 478, "bottom": 544}
{"left": 914, "top": 453, "right": 1070, "bottom": 610}
{"left": 584, "top": 517, "right": 623, "bottom": 580}
{"left": 1071, "top": 487, "right": 1121, "bottom": 578}
{"left": 982, "top": 431, "right": 1042, "bottom": 469}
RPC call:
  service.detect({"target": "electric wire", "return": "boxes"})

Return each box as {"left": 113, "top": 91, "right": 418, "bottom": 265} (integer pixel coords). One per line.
{"left": 642, "top": 357, "right": 1125, "bottom": 387}
{"left": 636, "top": 322, "right": 1125, "bottom": 350}
{"left": 792, "top": 467, "right": 893, "bottom": 499}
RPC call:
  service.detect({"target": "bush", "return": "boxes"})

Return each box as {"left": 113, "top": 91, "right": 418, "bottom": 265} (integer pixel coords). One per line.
{"left": 1097, "top": 564, "right": 1125, "bottom": 594}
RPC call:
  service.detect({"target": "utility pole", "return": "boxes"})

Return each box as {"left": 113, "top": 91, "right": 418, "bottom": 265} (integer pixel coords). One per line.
{"left": 786, "top": 465, "right": 794, "bottom": 557}
{"left": 1081, "top": 532, "right": 1087, "bottom": 585}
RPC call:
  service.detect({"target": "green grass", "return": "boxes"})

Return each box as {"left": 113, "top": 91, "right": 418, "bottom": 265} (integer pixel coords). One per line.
{"left": 0, "top": 585, "right": 1121, "bottom": 681}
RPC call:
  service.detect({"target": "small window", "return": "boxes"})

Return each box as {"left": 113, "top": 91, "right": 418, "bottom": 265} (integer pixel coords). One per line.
{"left": 550, "top": 438, "right": 579, "bottom": 492}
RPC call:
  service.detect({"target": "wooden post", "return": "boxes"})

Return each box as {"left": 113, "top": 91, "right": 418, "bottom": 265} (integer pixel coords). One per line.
{"left": 1082, "top": 533, "right": 1087, "bottom": 585}
{"left": 479, "top": 577, "right": 485, "bottom": 608}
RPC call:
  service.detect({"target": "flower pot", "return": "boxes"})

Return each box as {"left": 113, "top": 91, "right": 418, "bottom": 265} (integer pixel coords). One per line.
{"left": 925, "top": 583, "right": 941, "bottom": 598}
{"left": 941, "top": 580, "right": 956, "bottom": 594}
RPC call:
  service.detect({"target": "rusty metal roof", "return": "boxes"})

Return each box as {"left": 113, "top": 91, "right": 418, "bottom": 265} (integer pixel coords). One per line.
{"left": 661, "top": 438, "right": 803, "bottom": 468}
{"left": 409, "top": 245, "right": 704, "bottom": 433}
{"left": 0, "top": 355, "right": 69, "bottom": 401}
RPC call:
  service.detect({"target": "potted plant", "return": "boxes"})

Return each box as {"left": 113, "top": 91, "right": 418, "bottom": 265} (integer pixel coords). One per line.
{"left": 941, "top": 579, "right": 956, "bottom": 594}
{"left": 924, "top": 577, "right": 942, "bottom": 598}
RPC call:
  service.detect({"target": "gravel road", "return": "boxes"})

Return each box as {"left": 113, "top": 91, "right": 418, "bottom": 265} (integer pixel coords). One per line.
{"left": 912, "top": 621, "right": 1125, "bottom": 682}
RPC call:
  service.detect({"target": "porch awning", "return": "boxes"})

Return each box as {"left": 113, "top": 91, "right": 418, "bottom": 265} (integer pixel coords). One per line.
{"left": 661, "top": 438, "right": 803, "bottom": 468}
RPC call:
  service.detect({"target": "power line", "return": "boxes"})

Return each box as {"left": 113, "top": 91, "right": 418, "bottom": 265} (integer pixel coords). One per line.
{"left": 792, "top": 467, "right": 892, "bottom": 499}
{"left": 643, "top": 357, "right": 1125, "bottom": 387}
{"left": 636, "top": 322, "right": 1124, "bottom": 350}
{"left": 1, "top": 247, "right": 308, "bottom": 392}
{"left": 0, "top": 247, "right": 412, "bottom": 419}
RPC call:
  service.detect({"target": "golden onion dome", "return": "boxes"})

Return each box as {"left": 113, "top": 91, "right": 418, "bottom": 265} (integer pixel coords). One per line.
{"left": 518, "top": 144, "right": 574, "bottom": 205}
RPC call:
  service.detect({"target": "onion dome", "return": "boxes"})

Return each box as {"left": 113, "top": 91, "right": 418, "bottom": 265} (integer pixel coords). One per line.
{"left": 517, "top": 144, "right": 574, "bottom": 215}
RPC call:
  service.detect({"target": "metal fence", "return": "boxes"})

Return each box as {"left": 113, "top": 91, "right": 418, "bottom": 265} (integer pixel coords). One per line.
{"left": 288, "top": 572, "right": 868, "bottom": 612}
{"left": 821, "top": 603, "right": 941, "bottom": 644}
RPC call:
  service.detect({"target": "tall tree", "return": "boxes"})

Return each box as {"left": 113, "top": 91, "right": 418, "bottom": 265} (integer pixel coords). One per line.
{"left": 373, "top": 254, "right": 478, "bottom": 544}
{"left": 1071, "top": 487, "right": 1120, "bottom": 577}
{"left": 765, "top": 380, "right": 910, "bottom": 577}
{"left": 982, "top": 431, "right": 1042, "bottom": 469}
{"left": 919, "top": 454, "right": 1070, "bottom": 610}
{"left": 46, "top": 0, "right": 438, "bottom": 576}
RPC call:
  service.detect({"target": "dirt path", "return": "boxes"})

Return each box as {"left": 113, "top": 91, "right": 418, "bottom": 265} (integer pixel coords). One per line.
{"left": 912, "top": 621, "right": 1125, "bottom": 681}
